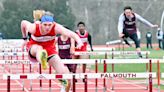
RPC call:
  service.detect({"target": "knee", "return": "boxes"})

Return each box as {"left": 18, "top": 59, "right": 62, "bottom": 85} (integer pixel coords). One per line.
{"left": 30, "top": 45, "right": 43, "bottom": 55}
{"left": 37, "top": 46, "right": 43, "bottom": 51}
{"left": 32, "top": 45, "right": 43, "bottom": 51}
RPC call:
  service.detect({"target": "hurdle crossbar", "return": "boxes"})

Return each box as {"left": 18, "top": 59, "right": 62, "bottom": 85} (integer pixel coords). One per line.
{"left": 161, "top": 73, "right": 164, "bottom": 78}
{"left": 0, "top": 59, "right": 163, "bottom": 65}
{"left": 103, "top": 59, "right": 164, "bottom": 64}
{"left": 0, "top": 52, "right": 28, "bottom": 56}
{"left": 74, "top": 51, "right": 150, "bottom": 56}
{"left": 106, "top": 40, "right": 121, "bottom": 45}
{"left": 0, "top": 59, "right": 99, "bottom": 64}
{"left": 0, "top": 51, "right": 150, "bottom": 57}
{"left": 87, "top": 47, "right": 115, "bottom": 51}
{"left": 3, "top": 72, "right": 157, "bottom": 80}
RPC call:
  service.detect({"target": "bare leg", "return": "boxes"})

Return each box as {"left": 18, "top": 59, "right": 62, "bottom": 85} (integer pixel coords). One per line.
{"left": 48, "top": 55, "right": 70, "bottom": 92}
{"left": 30, "top": 45, "right": 48, "bottom": 69}
{"left": 80, "top": 55, "right": 89, "bottom": 73}
{"left": 72, "top": 55, "right": 79, "bottom": 73}
{"left": 30, "top": 45, "right": 43, "bottom": 62}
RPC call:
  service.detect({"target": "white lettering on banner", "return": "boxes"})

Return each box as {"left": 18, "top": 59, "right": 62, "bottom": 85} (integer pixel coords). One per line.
{"left": 100, "top": 73, "right": 137, "bottom": 78}
{"left": 4, "top": 52, "right": 8, "bottom": 56}
{"left": 58, "top": 45, "right": 70, "bottom": 49}
{"left": 5, "top": 60, "right": 30, "bottom": 64}
{"left": 31, "top": 35, "right": 55, "bottom": 42}
{"left": 37, "top": 75, "right": 46, "bottom": 79}
{"left": 125, "top": 21, "right": 136, "bottom": 25}
{"left": 13, "top": 52, "right": 17, "bottom": 56}
{"left": 75, "top": 52, "right": 102, "bottom": 55}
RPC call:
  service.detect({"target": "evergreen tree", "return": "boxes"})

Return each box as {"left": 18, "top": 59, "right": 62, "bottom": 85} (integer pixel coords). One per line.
{"left": 0, "top": 0, "right": 75, "bottom": 39}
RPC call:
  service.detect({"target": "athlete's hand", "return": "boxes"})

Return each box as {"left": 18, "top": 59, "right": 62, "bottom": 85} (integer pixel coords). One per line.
{"left": 76, "top": 42, "right": 83, "bottom": 49}
{"left": 70, "top": 50, "right": 75, "bottom": 55}
{"left": 22, "top": 40, "right": 27, "bottom": 51}
{"left": 119, "top": 33, "right": 125, "bottom": 38}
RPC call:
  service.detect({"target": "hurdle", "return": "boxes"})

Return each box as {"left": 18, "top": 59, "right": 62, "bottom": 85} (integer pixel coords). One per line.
{"left": 106, "top": 40, "right": 122, "bottom": 50}
{"left": 101, "top": 59, "right": 163, "bottom": 92}
{"left": 110, "top": 51, "right": 150, "bottom": 89}
{"left": 87, "top": 47, "right": 115, "bottom": 51}
{"left": 1, "top": 59, "right": 95, "bottom": 91}
{"left": 0, "top": 48, "right": 149, "bottom": 60}
{"left": 74, "top": 51, "right": 150, "bottom": 61}
{"left": 3, "top": 72, "right": 157, "bottom": 92}
{"left": 106, "top": 40, "right": 134, "bottom": 51}
{"left": 0, "top": 49, "right": 162, "bottom": 92}
{"left": 1, "top": 59, "right": 162, "bottom": 92}
{"left": 1, "top": 59, "right": 103, "bottom": 92}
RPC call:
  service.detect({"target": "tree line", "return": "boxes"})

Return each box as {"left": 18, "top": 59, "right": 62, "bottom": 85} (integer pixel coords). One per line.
{"left": 0, "top": 0, "right": 76, "bottom": 39}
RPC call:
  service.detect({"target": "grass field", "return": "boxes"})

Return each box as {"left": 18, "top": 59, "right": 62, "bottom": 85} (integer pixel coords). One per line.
{"left": 90, "top": 46, "right": 164, "bottom": 90}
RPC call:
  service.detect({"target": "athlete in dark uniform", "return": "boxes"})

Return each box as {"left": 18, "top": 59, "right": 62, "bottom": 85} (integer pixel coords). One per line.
{"left": 118, "top": 6, "right": 158, "bottom": 58}
{"left": 57, "top": 28, "right": 76, "bottom": 73}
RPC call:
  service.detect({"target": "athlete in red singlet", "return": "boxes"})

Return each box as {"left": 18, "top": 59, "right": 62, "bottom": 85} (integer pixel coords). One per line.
{"left": 21, "top": 15, "right": 83, "bottom": 92}
{"left": 74, "top": 22, "right": 93, "bottom": 82}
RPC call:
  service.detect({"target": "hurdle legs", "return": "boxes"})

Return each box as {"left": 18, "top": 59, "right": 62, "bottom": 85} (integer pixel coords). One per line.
{"left": 103, "top": 60, "right": 107, "bottom": 92}
{"left": 29, "top": 64, "right": 33, "bottom": 91}
{"left": 149, "top": 60, "right": 152, "bottom": 92}
{"left": 49, "top": 66, "right": 52, "bottom": 92}
{"left": 95, "top": 60, "right": 98, "bottom": 92}
{"left": 7, "top": 76, "right": 10, "bottom": 92}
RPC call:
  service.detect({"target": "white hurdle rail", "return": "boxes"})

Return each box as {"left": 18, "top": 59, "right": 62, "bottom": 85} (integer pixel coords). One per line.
{"left": 74, "top": 51, "right": 150, "bottom": 56}
{"left": 1, "top": 59, "right": 163, "bottom": 92}
{"left": 106, "top": 40, "right": 122, "bottom": 45}
{"left": 87, "top": 47, "right": 115, "bottom": 51}
{"left": 0, "top": 50, "right": 150, "bottom": 61}
{"left": 0, "top": 59, "right": 161, "bottom": 65}
{"left": 0, "top": 59, "right": 99, "bottom": 65}
{"left": 0, "top": 46, "right": 114, "bottom": 52}
{"left": 162, "top": 73, "right": 164, "bottom": 78}
{"left": 3, "top": 72, "right": 157, "bottom": 92}
{"left": 0, "top": 52, "right": 28, "bottom": 56}
{"left": 3, "top": 73, "right": 157, "bottom": 80}
{"left": 0, "top": 51, "right": 150, "bottom": 56}
{"left": 74, "top": 51, "right": 150, "bottom": 59}
{"left": 101, "top": 59, "right": 164, "bottom": 92}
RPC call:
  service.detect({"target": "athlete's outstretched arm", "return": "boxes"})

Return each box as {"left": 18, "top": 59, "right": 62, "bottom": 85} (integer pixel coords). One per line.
{"left": 21, "top": 20, "right": 36, "bottom": 38}
{"left": 135, "top": 13, "right": 158, "bottom": 28}
{"left": 55, "top": 23, "right": 83, "bottom": 48}
{"left": 70, "top": 38, "right": 75, "bottom": 54}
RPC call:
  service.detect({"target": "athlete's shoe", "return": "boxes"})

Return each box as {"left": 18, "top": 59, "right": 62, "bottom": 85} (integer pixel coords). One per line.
{"left": 59, "top": 79, "right": 69, "bottom": 88}
{"left": 39, "top": 49, "right": 48, "bottom": 70}
{"left": 137, "top": 52, "right": 143, "bottom": 58}
{"left": 59, "top": 79, "right": 70, "bottom": 92}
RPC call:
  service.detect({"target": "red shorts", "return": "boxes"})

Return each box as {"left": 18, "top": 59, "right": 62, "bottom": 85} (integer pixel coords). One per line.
{"left": 26, "top": 41, "right": 57, "bottom": 63}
